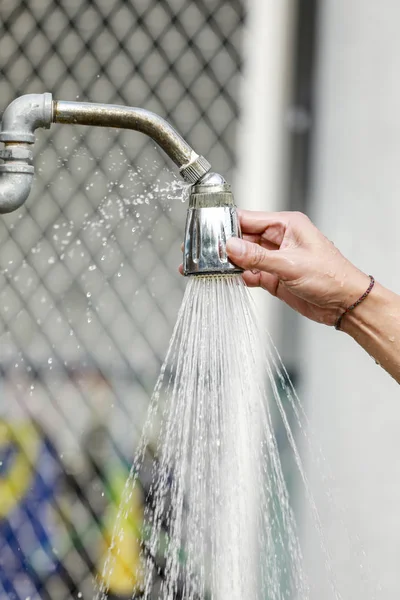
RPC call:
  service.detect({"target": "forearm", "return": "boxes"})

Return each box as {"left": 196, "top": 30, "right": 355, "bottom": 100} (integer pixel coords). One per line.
{"left": 341, "top": 282, "right": 400, "bottom": 383}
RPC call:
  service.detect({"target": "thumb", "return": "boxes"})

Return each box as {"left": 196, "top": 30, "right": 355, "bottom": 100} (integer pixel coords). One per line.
{"left": 226, "top": 237, "right": 284, "bottom": 275}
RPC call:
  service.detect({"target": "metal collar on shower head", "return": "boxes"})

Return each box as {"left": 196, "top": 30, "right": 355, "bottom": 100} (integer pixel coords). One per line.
{"left": 183, "top": 172, "right": 243, "bottom": 276}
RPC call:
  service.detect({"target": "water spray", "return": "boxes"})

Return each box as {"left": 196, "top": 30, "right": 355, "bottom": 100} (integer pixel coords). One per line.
{"left": 0, "top": 93, "right": 242, "bottom": 275}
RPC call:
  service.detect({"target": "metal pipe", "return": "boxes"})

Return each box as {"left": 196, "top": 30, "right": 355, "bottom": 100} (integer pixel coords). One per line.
{"left": 53, "top": 100, "right": 210, "bottom": 181}
{"left": 0, "top": 93, "right": 211, "bottom": 214}
{"left": 0, "top": 93, "right": 241, "bottom": 276}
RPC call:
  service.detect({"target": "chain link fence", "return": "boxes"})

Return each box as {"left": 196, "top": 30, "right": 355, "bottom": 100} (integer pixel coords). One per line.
{"left": 0, "top": 1, "right": 245, "bottom": 597}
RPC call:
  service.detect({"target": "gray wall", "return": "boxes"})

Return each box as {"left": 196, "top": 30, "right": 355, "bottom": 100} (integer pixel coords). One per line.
{"left": 302, "top": 2, "right": 400, "bottom": 597}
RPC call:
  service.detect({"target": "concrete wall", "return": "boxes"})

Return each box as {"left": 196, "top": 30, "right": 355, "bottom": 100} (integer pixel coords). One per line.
{"left": 302, "top": 1, "right": 400, "bottom": 598}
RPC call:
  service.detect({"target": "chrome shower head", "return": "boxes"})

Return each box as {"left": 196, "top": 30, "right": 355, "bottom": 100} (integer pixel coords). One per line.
{"left": 183, "top": 172, "right": 243, "bottom": 276}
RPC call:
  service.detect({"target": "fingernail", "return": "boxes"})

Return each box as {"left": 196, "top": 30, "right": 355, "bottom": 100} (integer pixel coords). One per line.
{"left": 226, "top": 237, "right": 245, "bottom": 256}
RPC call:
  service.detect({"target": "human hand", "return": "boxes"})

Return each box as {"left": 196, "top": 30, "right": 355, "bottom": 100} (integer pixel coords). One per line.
{"left": 225, "top": 210, "right": 370, "bottom": 326}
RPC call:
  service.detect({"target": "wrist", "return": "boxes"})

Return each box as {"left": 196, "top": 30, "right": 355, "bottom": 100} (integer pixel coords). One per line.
{"left": 335, "top": 275, "right": 375, "bottom": 331}
{"left": 340, "top": 281, "right": 389, "bottom": 337}
{"left": 337, "top": 268, "right": 372, "bottom": 311}
{"left": 338, "top": 280, "right": 400, "bottom": 383}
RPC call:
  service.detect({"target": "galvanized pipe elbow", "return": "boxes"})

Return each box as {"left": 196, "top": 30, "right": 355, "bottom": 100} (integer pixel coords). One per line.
{"left": 0, "top": 93, "right": 53, "bottom": 143}
{"left": 0, "top": 93, "right": 53, "bottom": 213}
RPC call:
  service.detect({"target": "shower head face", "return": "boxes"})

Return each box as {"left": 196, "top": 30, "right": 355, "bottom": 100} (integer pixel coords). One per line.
{"left": 183, "top": 173, "right": 243, "bottom": 276}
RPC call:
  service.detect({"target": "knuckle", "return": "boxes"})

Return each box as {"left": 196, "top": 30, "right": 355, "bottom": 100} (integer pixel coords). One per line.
{"left": 293, "top": 211, "right": 309, "bottom": 222}
{"left": 248, "top": 243, "right": 265, "bottom": 267}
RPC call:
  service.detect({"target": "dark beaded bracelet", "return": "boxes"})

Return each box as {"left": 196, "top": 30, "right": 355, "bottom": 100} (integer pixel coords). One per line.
{"left": 335, "top": 275, "right": 375, "bottom": 331}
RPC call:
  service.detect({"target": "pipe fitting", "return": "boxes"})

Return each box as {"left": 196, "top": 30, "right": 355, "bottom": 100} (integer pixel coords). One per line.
{"left": 0, "top": 172, "right": 34, "bottom": 213}
{"left": 0, "top": 143, "right": 35, "bottom": 213}
{"left": 179, "top": 154, "right": 211, "bottom": 184}
{"left": 0, "top": 93, "right": 53, "bottom": 143}
{"left": 0, "top": 94, "right": 52, "bottom": 213}
{"left": 0, "top": 157, "right": 34, "bottom": 212}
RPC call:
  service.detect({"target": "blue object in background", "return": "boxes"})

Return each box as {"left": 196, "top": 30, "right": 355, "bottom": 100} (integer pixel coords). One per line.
{"left": 0, "top": 420, "right": 63, "bottom": 600}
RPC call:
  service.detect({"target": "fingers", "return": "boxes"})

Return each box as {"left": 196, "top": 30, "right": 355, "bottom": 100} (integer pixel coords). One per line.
{"left": 241, "top": 270, "right": 280, "bottom": 296}
{"left": 242, "top": 269, "right": 313, "bottom": 319}
{"left": 237, "top": 209, "right": 290, "bottom": 234}
{"left": 226, "top": 237, "right": 286, "bottom": 277}
{"left": 242, "top": 233, "right": 279, "bottom": 251}
{"left": 238, "top": 210, "right": 288, "bottom": 247}
{"left": 238, "top": 209, "right": 313, "bottom": 248}
{"left": 182, "top": 235, "right": 277, "bottom": 254}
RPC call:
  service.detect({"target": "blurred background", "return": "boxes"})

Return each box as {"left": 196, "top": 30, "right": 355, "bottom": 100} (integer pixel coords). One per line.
{"left": 1, "top": 0, "right": 400, "bottom": 598}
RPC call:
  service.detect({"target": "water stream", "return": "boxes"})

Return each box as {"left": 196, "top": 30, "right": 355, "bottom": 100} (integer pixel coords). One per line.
{"left": 95, "top": 274, "right": 374, "bottom": 600}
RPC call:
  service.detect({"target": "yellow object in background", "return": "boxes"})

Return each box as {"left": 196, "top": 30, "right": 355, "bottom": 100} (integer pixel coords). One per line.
{"left": 99, "top": 467, "right": 145, "bottom": 597}
{"left": 0, "top": 420, "right": 40, "bottom": 518}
